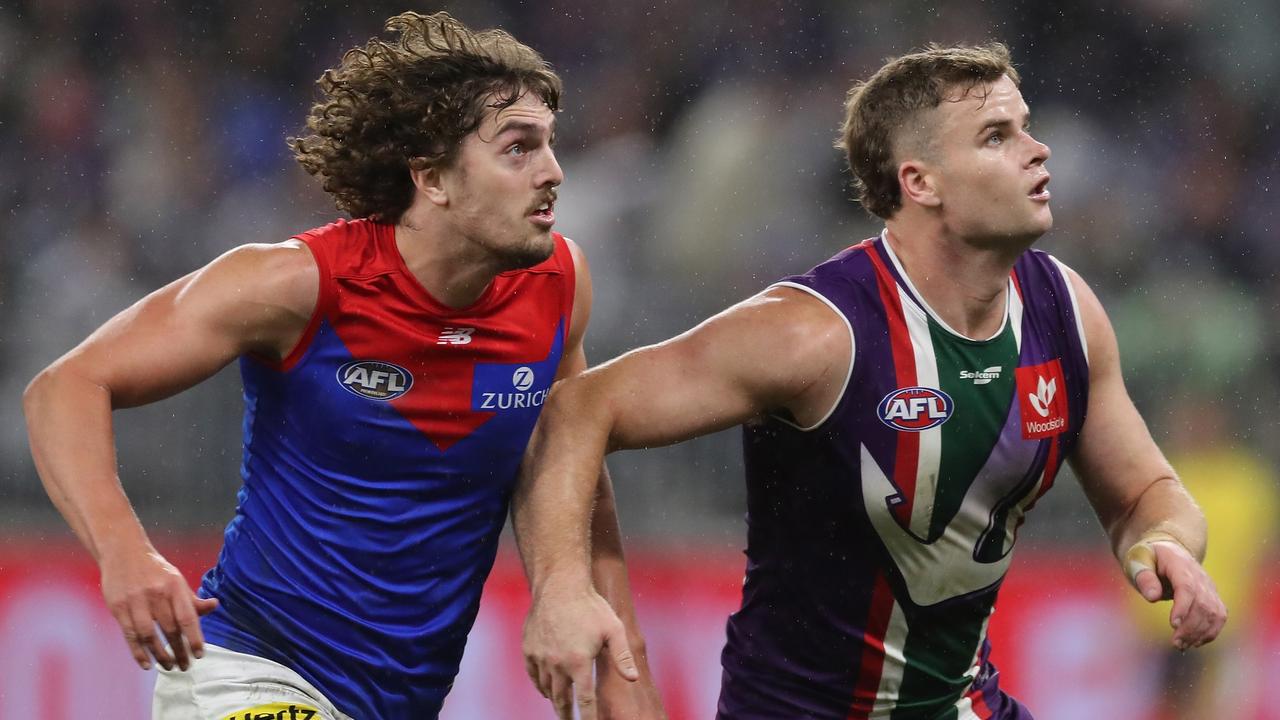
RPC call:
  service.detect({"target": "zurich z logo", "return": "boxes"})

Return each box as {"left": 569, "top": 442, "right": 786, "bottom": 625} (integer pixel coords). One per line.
{"left": 877, "top": 386, "right": 953, "bottom": 432}
{"left": 336, "top": 360, "right": 413, "bottom": 401}
{"left": 512, "top": 366, "right": 535, "bottom": 391}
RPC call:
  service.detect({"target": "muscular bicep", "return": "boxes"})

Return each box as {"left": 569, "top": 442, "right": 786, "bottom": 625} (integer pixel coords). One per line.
{"left": 52, "top": 242, "right": 318, "bottom": 408}
{"left": 591, "top": 287, "right": 851, "bottom": 451}
{"left": 1066, "top": 268, "right": 1176, "bottom": 530}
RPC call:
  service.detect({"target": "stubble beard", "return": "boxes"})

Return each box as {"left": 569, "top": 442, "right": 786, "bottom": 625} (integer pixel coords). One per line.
{"left": 492, "top": 230, "right": 556, "bottom": 271}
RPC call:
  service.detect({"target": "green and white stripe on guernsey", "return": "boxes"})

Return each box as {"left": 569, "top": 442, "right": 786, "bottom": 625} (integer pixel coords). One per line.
{"left": 861, "top": 245, "right": 1048, "bottom": 718}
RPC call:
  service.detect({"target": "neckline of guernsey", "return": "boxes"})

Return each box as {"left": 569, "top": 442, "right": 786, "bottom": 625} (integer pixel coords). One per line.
{"left": 379, "top": 221, "right": 502, "bottom": 316}
{"left": 878, "top": 228, "right": 1012, "bottom": 344}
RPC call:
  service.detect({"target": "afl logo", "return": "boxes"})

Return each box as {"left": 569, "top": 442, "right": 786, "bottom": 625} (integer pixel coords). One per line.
{"left": 877, "top": 386, "right": 953, "bottom": 431}
{"left": 512, "top": 366, "right": 535, "bottom": 391}
{"left": 336, "top": 360, "right": 413, "bottom": 401}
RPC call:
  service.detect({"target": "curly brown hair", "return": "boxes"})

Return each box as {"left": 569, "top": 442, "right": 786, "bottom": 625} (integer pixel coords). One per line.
{"left": 288, "top": 12, "right": 562, "bottom": 223}
{"left": 836, "top": 43, "right": 1019, "bottom": 219}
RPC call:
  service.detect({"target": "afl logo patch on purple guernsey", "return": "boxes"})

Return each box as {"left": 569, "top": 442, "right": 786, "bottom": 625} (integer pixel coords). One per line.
{"left": 877, "top": 386, "right": 953, "bottom": 431}
{"left": 336, "top": 360, "right": 413, "bottom": 401}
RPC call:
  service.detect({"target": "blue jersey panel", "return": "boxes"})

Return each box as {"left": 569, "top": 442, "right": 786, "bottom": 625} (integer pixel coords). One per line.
{"left": 199, "top": 318, "right": 566, "bottom": 718}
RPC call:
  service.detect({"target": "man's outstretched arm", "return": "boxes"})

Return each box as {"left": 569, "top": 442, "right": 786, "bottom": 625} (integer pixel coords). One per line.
{"left": 523, "top": 238, "right": 666, "bottom": 719}
{"left": 23, "top": 241, "right": 317, "bottom": 672}
{"left": 511, "top": 286, "right": 850, "bottom": 720}
{"left": 1065, "top": 268, "right": 1226, "bottom": 650}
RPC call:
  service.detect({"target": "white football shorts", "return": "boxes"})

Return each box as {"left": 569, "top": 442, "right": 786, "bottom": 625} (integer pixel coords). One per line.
{"left": 152, "top": 643, "right": 352, "bottom": 720}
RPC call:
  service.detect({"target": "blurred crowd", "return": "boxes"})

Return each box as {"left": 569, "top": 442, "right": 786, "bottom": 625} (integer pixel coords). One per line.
{"left": 2, "top": 0, "right": 1278, "bottom": 547}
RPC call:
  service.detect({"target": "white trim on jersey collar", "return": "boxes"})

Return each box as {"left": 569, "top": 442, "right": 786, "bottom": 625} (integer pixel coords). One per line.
{"left": 878, "top": 229, "right": 1012, "bottom": 343}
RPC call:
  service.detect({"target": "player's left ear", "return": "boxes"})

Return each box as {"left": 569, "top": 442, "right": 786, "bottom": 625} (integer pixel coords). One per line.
{"left": 409, "top": 158, "right": 449, "bottom": 207}
{"left": 899, "top": 160, "right": 941, "bottom": 209}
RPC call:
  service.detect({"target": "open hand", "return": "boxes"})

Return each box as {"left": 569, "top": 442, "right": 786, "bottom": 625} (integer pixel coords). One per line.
{"left": 524, "top": 586, "right": 638, "bottom": 720}
{"left": 100, "top": 547, "right": 218, "bottom": 671}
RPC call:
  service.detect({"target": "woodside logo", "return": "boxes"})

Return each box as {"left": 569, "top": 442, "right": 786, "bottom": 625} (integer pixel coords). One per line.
{"left": 1016, "top": 359, "right": 1068, "bottom": 439}
{"left": 336, "top": 360, "right": 413, "bottom": 401}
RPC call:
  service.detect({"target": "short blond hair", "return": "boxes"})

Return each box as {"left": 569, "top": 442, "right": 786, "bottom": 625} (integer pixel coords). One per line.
{"left": 836, "top": 43, "right": 1019, "bottom": 219}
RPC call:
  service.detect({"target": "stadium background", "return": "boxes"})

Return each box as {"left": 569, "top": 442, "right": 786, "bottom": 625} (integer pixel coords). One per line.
{"left": 1, "top": 0, "right": 1278, "bottom": 717}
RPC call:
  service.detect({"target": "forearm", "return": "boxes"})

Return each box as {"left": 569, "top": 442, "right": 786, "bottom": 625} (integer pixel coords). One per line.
{"left": 588, "top": 467, "right": 645, "bottom": 642}
{"left": 23, "top": 365, "right": 151, "bottom": 563}
{"left": 513, "top": 374, "right": 618, "bottom": 597}
{"left": 1109, "top": 475, "right": 1207, "bottom": 564}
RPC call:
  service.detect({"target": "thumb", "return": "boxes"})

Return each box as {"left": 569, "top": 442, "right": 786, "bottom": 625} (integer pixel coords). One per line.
{"left": 194, "top": 596, "right": 220, "bottom": 615}
{"left": 1124, "top": 541, "right": 1163, "bottom": 602}
{"left": 1134, "top": 568, "right": 1163, "bottom": 602}
{"left": 604, "top": 622, "right": 639, "bottom": 682}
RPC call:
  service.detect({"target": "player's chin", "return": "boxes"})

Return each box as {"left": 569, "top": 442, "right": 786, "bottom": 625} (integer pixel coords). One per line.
{"left": 1029, "top": 212, "right": 1049, "bottom": 235}
{"left": 1026, "top": 206, "right": 1053, "bottom": 237}
{"left": 501, "top": 233, "right": 556, "bottom": 270}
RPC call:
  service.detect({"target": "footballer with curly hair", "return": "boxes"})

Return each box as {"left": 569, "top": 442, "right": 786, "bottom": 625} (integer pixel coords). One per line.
{"left": 24, "top": 12, "right": 663, "bottom": 719}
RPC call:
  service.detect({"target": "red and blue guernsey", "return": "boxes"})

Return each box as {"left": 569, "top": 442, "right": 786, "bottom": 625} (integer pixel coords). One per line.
{"left": 198, "top": 219, "right": 574, "bottom": 717}
{"left": 720, "top": 233, "right": 1089, "bottom": 719}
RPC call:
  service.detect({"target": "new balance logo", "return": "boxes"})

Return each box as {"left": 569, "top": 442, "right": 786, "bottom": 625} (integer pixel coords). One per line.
{"left": 959, "top": 366, "right": 1002, "bottom": 385}
{"left": 437, "top": 327, "right": 475, "bottom": 345}
{"left": 1028, "top": 376, "right": 1057, "bottom": 418}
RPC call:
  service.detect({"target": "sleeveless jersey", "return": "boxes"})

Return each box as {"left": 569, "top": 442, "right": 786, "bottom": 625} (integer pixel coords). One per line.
{"left": 719, "top": 234, "right": 1089, "bottom": 720}
{"left": 198, "top": 219, "right": 574, "bottom": 718}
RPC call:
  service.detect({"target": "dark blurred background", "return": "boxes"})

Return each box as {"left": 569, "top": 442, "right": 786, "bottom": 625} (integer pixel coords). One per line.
{"left": 3, "top": 0, "right": 1277, "bottom": 546}
{"left": 3, "top": 2, "right": 1279, "bottom": 717}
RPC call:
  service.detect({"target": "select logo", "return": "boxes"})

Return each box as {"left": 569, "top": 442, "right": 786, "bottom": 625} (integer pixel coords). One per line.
{"left": 959, "top": 366, "right": 1002, "bottom": 385}
{"left": 336, "top": 360, "right": 413, "bottom": 401}
{"left": 877, "top": 386, "right": 953, "bottom": 432}
{"left": 220, "top": 703, "right": 319, "bottom": 720}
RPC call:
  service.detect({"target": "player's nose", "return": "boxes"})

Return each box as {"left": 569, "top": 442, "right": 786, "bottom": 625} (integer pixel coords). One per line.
{"left": 538, "top": 149, "right": 564, "bottom": 188}
{"left": 1028, "top": 134, "right": 1050, "bottom": 166}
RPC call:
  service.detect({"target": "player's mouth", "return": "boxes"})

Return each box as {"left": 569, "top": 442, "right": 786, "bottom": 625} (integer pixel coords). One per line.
{"left": 1029, "top": 173, "right": 1051, "bottom": 202}
{"left": 529, "top": 199, "right": 556, "bottom": 229}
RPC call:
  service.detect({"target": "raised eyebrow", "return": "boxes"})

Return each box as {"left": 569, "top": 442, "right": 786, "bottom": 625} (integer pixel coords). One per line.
{"left": 977, "top": 118, "right": 1013, "bottom": 136}
{"left": 494, "top": 119, "right": 554, "bottom": 140}
{"left": 977, "top": 109, "right": 1032, "bottom": 136}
